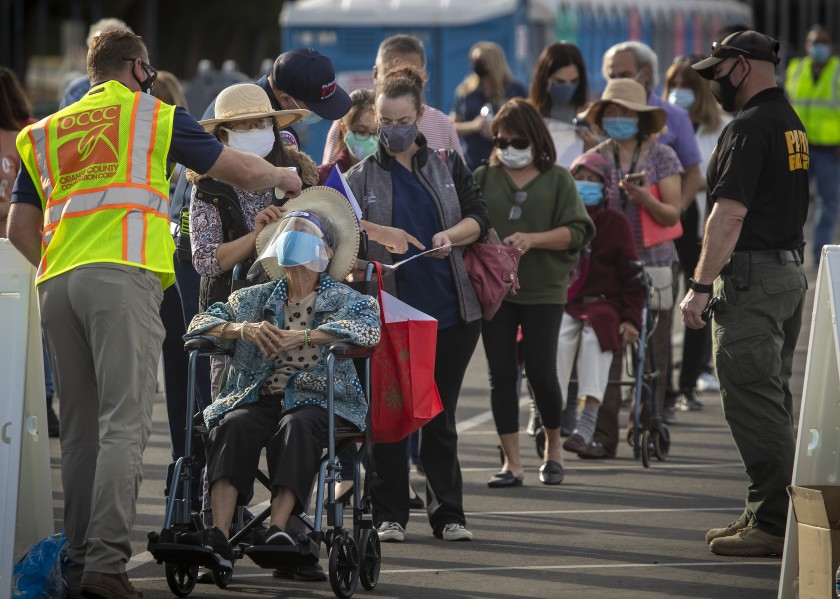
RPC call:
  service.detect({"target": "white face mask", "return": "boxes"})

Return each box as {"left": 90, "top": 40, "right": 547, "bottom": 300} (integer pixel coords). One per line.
{"left": 497, "top": 146, "right": 533, "bottom": 169}
{"left": 220, "top": 126, "right": 276, "bottom": 158}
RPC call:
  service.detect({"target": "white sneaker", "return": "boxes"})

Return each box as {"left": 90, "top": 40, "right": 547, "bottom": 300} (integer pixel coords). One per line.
{"left": 440, "top": 523, "right": 473, "bottom": 541}
{"left": 377, "top": 521, "right": 405, "bottom": 542}
{"left": 696, "top": 372, "right": 720, "bottom": 393}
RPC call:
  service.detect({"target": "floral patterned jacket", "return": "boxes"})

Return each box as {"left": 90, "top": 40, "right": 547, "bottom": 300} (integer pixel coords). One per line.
{"left": 185, "top": 273, "right": 380, "bottom": 430}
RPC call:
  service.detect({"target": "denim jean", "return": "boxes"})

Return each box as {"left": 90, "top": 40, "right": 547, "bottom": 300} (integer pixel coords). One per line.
{"left": 810, "top": 146, "right": 840, "bottom": 263}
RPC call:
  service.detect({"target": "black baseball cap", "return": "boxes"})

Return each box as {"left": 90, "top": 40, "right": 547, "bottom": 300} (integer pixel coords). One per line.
{"left": 692, "top": 30, "right": 781, "bottom": 80}
{"left": 271, "top": 48, "right": 351, "bottom": 120}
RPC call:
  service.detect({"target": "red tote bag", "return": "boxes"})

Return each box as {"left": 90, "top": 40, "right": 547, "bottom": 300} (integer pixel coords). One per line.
{"left": 640, "top": 183, "right": 683, "bottom": 248}
{"left": 370, "top": 263, "right": 443, "bottom": 443}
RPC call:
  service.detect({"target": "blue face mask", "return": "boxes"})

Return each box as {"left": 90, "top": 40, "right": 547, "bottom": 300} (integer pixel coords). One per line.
{"left": 292, "top": 98, "right": 323, "bottom": 125}
{"left": 667, "top": 88, "right": 696, "bottom": 110}
{"left": 575, "top": 180, "right": 604, "bottom": 206}
{"left": 548, "top": 82, "right": 577, "bottom": 107}
{"left": 602, "top": 116, "right": 639, "bottom": 141}
{"left": 811, "top": 43, "right": 831, "bottom": 64}
{"left": 276, "top": 230, "right": 329, "bottom": 272}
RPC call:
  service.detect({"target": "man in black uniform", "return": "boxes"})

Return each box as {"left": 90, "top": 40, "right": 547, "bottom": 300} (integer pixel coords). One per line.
{"left": 680, "top": 30, "right": 809, "bottom": 557}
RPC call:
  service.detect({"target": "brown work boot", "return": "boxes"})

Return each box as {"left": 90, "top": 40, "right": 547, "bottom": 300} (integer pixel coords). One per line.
{"left": 80, "top": 571, "right": 143, "bottom": 599}
{"left": 705, "top": 519, "right": 746, "bottom": 544}
{"left": 709, "top": 526, "right": 784, "bottom": 557}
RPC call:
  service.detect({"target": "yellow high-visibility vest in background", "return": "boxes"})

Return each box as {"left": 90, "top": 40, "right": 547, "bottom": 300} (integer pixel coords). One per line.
{"left": 786, "top": 56, "right": 840, "bottom": 146}
{"left": 16, "top": 80, "right": 176, "bottom": 288}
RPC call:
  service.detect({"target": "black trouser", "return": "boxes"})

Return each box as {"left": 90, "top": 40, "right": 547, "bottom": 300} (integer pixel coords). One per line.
{"left": 370, "top": 320, "right": 481, "bottom": 534}
{"left": 674, "top": 204, "right": 712, "bottom": 392}
{"left": 481, "top": 302, "right": 565, "bottom": 434}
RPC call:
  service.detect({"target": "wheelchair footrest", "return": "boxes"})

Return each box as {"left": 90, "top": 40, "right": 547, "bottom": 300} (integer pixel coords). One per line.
{"left": 147, "top": 540, "right": 232, "bottom": 571}
{"left": 245, "top": 534, "right": 320, "bottom": 568}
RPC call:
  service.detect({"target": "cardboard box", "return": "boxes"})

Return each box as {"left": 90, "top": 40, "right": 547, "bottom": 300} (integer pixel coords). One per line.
{"left": 788, "top": 485, "right": 840, "bottom": 599}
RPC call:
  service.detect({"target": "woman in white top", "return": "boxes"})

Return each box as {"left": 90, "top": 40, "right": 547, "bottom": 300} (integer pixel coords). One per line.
{"left": 663, "top": 55, "right": 732, "bottom": 410}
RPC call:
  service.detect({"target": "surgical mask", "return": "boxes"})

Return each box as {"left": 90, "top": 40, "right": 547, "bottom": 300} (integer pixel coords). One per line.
{"left": 276, "top": 230, "right": 329, "bottom": 273}
{"left": 548, "top": 82, "right": 576, "bottom": 107}
{"left": 575, "top": 180, "right": 604, "bottom": 206}
{"left": 667, "top": 88, "right": 696, "bottom": 110}
{"left": 378, "top": 123, "right": 418, "bottom": 154}
{"left": 497, "top": 146, "right": 533, "bottom": 169}
{"left": 602, "top": 116, "right": 639, "bottom": 141}
{"left": 220, "top": 127, "right": 276, "bottom": 158}
{"left": 291, "top": 98, "right": 323, "bottom": 125}
{"left": 344, "top": 131, "right": 378, "bottom": 160}
{"left": 810, "top": 43, "right": 831, "bottom": 64}
{"left": 710, "top": 61, "right": 747, "bottom": 113}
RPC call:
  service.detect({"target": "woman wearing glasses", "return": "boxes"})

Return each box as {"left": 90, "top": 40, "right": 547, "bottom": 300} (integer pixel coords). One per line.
{"left": 189, "top": 83, "right": 315, "bottom": 394}
{"left": 475, "top": 98, "right": 594, "bottom": 487}
{"left": 346, "top": 66, "right": 489, "bottom": 543}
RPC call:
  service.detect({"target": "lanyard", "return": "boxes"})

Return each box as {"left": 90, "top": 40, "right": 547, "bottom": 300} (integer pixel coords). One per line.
{"left": 612, "top": 140, "right": 641, "bottom": 210}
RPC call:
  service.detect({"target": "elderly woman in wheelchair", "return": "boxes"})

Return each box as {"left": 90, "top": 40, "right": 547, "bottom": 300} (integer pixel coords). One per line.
{"left": 182, "top": 188, "right": 380, "bottom": 567}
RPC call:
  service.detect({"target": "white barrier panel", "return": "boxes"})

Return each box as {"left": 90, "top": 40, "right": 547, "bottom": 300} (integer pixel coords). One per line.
{"left": 0, "top": 240, "right": 54, "bottom": 599}
{"left": 778, "top": 245, "right": 840, "bottom": 599}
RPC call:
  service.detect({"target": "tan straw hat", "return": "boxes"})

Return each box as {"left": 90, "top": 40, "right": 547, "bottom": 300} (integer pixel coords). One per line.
{"left": 199, "top": 83, "right": 309, "bottom": 132}
{"left": 255, "top": 186, "right": 360, "bottom": 281}
{"left": 580, "top": 78, "right": 666, "bottom": 134}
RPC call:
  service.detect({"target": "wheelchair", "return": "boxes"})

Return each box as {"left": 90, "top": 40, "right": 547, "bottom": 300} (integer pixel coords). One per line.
{"left": 147, "top": 263, "right": 381, "bottom": 599}
{"left": 524, "top": 260, "right": 670, "bottom": 468}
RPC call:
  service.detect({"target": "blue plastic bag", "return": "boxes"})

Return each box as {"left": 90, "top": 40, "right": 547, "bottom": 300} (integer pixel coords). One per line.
{"left": 12, "top": 532, "right": 67, "bottom": 599}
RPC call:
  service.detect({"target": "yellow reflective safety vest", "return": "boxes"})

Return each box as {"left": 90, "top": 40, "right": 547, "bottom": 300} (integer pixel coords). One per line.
{"left": 16, "top": 80, "right": 176, "bottom": 288}
{"left": 785, "top": 56, "right": 840, "bottom": 146}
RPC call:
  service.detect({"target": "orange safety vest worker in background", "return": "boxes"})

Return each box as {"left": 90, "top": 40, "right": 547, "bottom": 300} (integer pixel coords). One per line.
{"left": 16, "top": 79, "right": 176, "bottom": 288}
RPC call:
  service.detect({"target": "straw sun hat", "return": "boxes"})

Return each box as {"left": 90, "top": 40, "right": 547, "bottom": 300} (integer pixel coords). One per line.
{"left": 199, "top": 83, "right": 309, "bottom": 132}
{"left": 580, "top": 78, "right": 666, "bottom": 134}
{"left": 255, "top": 186, "right": 360, "bottom": 281}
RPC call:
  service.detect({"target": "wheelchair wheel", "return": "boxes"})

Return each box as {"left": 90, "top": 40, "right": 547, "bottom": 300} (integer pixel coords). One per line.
{"left": 165, "top": 562, "right": 199, "bottom": 597}
{"left": 653, "top": 425, "right": 671, "bottom": 461}
{"left": 211, "top": 564, "right": 233, "bottom": 589}
{"left": 329, "top": 532, "right": 360, "bottom": 599}
{"left": 359, "top": 528, "right": 381, "bottom": 590}
{"left": 640, "top": 430, "right": 652, "bottom": 469}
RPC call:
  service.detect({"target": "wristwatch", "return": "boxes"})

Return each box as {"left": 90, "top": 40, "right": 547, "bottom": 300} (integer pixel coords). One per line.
{"left": 688, "top": 278, "right": 713, "bottom": 294}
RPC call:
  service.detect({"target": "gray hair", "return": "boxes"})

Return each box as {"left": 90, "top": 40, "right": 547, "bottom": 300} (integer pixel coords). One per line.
{"left": 376, "top": 35, "right": 426, "bottom": 69}
{"left": 602, "top": 41, "right": 659, "bottom": 89}
{"left": 86, "top": 18, "right": 132, "bottom": 48}
{"left": 313, "top": 211, "right": 340, "bottom": 255}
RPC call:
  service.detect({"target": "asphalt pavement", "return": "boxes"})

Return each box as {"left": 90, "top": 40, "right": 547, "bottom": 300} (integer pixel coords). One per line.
{"left": 47, "top": 263, "right": 817, "bottom": 599}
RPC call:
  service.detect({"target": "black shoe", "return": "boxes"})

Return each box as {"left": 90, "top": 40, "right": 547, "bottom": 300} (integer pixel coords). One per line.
{"left": 408, "top": 482, "right": 425, "bottom": 509}
{"left": 262, "top": 525, "right": 295, "bottom": 546}
{"left": 273, "top": 562, "right": 327, "bottom": 582}
{"left": 46, "top": 400, "right": 60, "bottom": 438}
{"left": 577, "top": 441, "right": 616, "bottom": 460}
{"left": 676, "top": 389, "right": 704, "bottom": 412}
{"left": 204, "top": 527, "right": 233, "bottom": 568}
{"left": 538, "top": 460, "right": 565, "bottom": 485}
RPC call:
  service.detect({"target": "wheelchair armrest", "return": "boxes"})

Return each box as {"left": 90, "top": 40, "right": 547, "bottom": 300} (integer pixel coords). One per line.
{"left": 184, "top": 337, "right": 232, "bottom": 356}
{"left": 328, "top": 341, "right": 374, "bottom": 360}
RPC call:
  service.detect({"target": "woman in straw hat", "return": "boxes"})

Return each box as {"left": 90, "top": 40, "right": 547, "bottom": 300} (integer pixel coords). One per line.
{"left": 575, "top": 78, "right": 683, "bottom": 460}
{"left": 183, "top": 187, "right": 380, "bottom": 563}
{"left": 189, "top": 83, "right": 315, "bottom": 394}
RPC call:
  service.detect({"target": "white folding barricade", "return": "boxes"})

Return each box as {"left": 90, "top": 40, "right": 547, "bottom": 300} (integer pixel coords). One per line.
{"left": 0, "top": 240, "right": 54, "bottom": 599}
{"left": 778, "top": 245, "right": 840, "bottom": 598}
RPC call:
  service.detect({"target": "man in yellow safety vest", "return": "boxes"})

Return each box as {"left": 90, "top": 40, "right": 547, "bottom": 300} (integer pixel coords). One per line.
{"left": 7, "top": 30, "right": 302, "bottom": 599}
{"left": 786, "top": 25, "right": 840, "bottom": 265}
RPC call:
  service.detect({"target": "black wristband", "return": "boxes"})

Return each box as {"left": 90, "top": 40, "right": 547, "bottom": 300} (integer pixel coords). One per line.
{"left": 688, "top": 278, "right": 713, "bottom": 294}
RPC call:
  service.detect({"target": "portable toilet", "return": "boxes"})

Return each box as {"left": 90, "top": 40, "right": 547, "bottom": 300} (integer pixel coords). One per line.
{"left": 280, "top": 0, "right": 530, "bottom": 159}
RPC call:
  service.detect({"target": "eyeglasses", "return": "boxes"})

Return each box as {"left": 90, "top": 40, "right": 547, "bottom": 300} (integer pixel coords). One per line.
{"left": 122, "top": 57, "right": 158, "bottom": 90}
{"left": 494, "top": 137, "right": 529, "bottom": 150}
{"left": 508, "top": 191, "right": 528, "bottom": 220}
{"left": 711, "top": 42, "right": 751, "bottom": 58}
{"left": 222, "top": 117, "right": 274, "bottom": 132}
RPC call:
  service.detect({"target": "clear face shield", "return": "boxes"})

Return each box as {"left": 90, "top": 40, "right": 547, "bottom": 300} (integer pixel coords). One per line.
{"left": 251, "top": 211, "right": 332, "bottom": 279}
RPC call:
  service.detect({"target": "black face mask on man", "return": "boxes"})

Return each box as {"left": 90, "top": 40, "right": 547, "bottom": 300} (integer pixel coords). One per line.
{"left": 710, "top": 59, "right": 748, "bottom": 112}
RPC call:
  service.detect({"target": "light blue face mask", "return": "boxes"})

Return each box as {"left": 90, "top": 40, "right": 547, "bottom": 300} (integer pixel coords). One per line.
{"left": 810, "top": 43, "right": 831, "bottom": 64}
{"left": 575, "top": 180, "right": 605, "bottom": 206}
{"left": 292, "top": 98, "right": 323, "bottom": 125}
{"left": 276, "top": 230, "right": 329, "bottom": 272}
{"left": 602, "top": 116, "right": 639, "bottom": 141}
{"left": 667, "top": 88, "right": 696, "bottom": 110}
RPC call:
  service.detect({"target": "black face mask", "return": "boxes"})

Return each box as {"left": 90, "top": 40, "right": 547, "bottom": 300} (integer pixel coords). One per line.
{"left": 710, "top": 60, "right": 747, "bottom": 112}
{"left": 473, "top": 61, "right": 489, "bottom": 78}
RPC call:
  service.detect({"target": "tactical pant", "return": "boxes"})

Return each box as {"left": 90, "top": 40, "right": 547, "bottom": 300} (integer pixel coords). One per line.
{"left": 712, "top": 258, "right": 806, "bottom": 537}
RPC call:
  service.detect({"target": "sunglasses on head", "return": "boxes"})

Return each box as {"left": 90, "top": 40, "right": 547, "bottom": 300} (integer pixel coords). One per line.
{"left": 711, "top": 42, "right": 751, "bottom": 58}
{"left": 494, "top": 137, "right": 529, "bottom": 150}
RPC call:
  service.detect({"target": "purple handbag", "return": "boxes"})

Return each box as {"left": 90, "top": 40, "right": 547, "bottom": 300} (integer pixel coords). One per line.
{"left": 463, "top": 229, "right": 521, "bottom": 320}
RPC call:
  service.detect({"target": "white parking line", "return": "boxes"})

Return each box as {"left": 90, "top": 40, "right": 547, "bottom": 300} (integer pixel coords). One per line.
{"left": 461, "top": 461, "right": 745, "bottom": 472}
